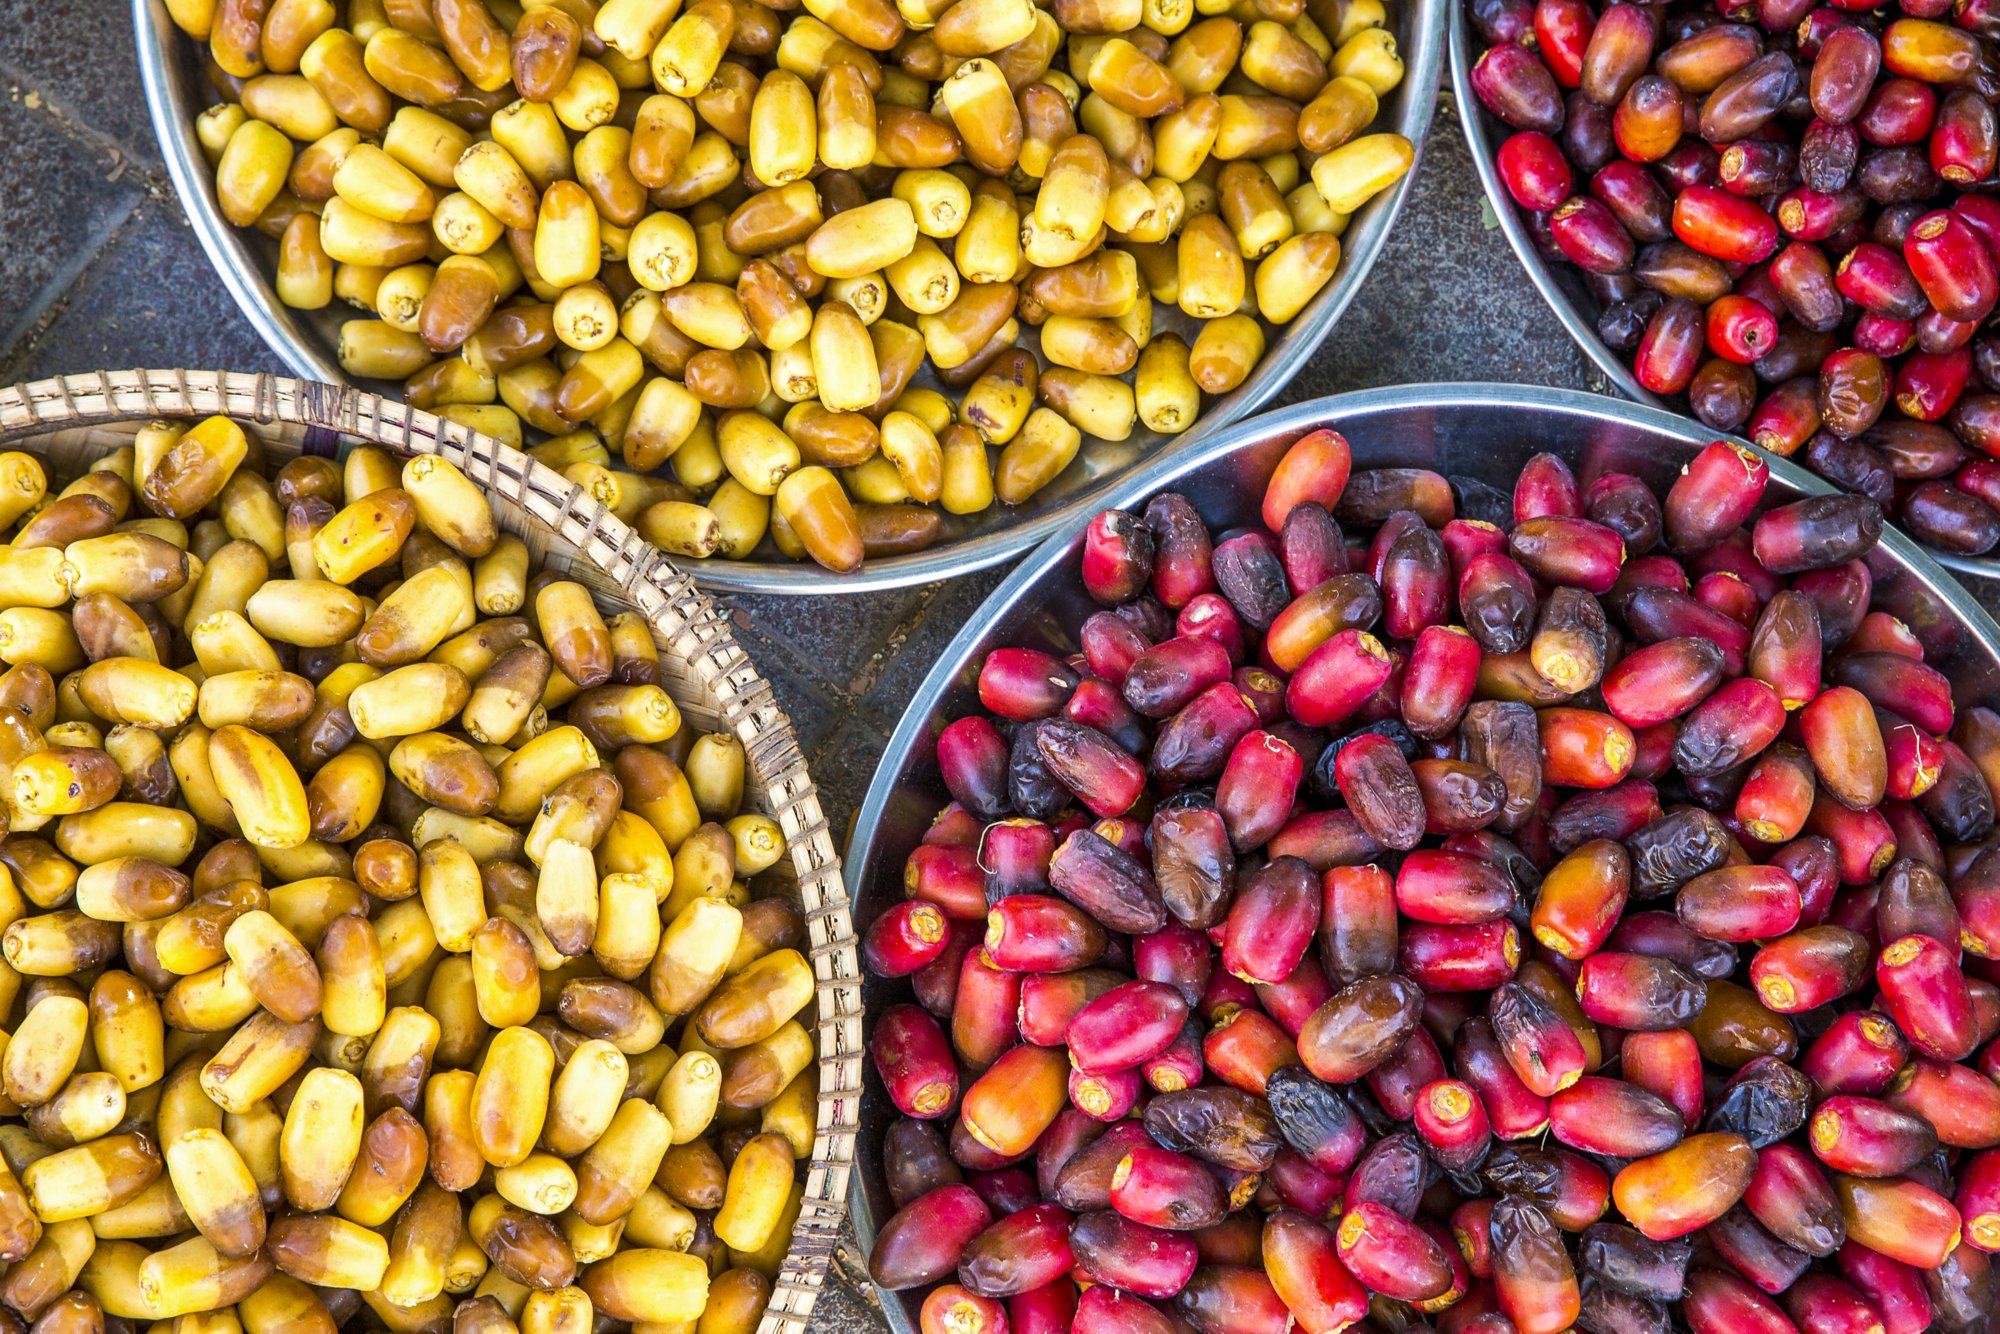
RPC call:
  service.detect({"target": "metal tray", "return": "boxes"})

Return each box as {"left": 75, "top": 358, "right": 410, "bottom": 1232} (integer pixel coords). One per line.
{"left": 841, "top": 381, "right": 2000, "bottom": 1333}
{"left": 134, "top": 0, "right": 1445, "bottom": 594}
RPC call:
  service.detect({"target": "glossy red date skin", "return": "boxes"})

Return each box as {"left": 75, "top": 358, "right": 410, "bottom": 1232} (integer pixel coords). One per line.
{"left": 1674, "top": 185, "right": 1780, "bottom": 264}
{"left": 875, "top": 1004, "right": 962, "bottom": 1119}
{"left": 1109, "top": 1143, "right": 1228, "bottom": 1232}
{"left": 1750, "top": 925, "right": 1872, "bottom": 1013}
{"left": 1400, "top": 919, "right": 1524, "bottom": 993}
{"left": 1000, "top": 1280, "right": 1080, "bottom": 1334}
{"left": 1263, "top": 432, "right": 1351, "bottom": 534}
{"left": 1472, "top": 43, "right": 1567, "bottom": 134}
{"left": 957, "top": 1202, "right": 1075, "bottom": 1298}
{"left": 1416, "top": 1077, "right": 1493, "bottom": 1172}
{"left": 984, "top": 894, "right": 1106, "bottom": 972}
{"left": 1666, "top": 441, "right": 1770, "bottom": 554}
{"left": 1395, "top": 848, "right": 1517, "bottom": 925}
{"left": 1877, "top": 932, "right": 1979, "bottom": 1061}
{"left": 1834, "top": 1244, "right": 1931, "bottom": 1334}
{"left": 1083, "top": 511, "right": 1155, "bottom": 606}
{"left": 1220, "top": 855, "right": 1318, "bottom": 986}
{"left": 866, "top": 900, "right": 955, "bottom": 977}
{"left": 978, "top": 649, "right": 1077, "bottom": 721}
{"left": 1071, "top": 1285, "right": 1174, "bottom": 1334}
{"left": 1034, "top": 721, "right": 1145, "bottom": 818}
{"left": 1252, "top": 954, "right": 1332, "bottom": 1038}
{"left": 1746, "top": 1141, "right": 1848, "bottom": 1259}
{"left": 1499, "top": 131, "right": 1575, "bottom": 210}
{"left": 1600, "top": 636, "right": 1726, "bottom": 727}
{"left": 1552, "top": 196, "right": 1637, "bottom": 273}
{"left": 1803, "top": 1011, "right": 1909, "bottom": 1100}
{"left": 1262, "top": 1210, "right": 1369, "bottom": 1333}
{"left": 1335, "top": 1202, "right": 1456, "bottom": 1303}
{"left": 1202, "top": 1008, "right": 1298, "bottom": 1096}
{"left": 872, "top": 1186, "right": 996, "bottom": 1290}
{"left": 1287, "top": 631, "right": 1393, "bottom": 730}
{"left": 937, "top": 717, "right": 1011, "bottom": 819}
{"left": 1887, "top": 1057, "right": 2000, "bottom": 1149}
{"left": 1071, "top": 1209, "right": 1198, "bottom": 1299}
{"left": 1640, "top": 296, "right": 1704, "bottom": 392}
{"left": 1685, "top": 1266, "right": 1801, "bottom": 1334}
{"left": 1575, "top": 951, "right": 1708, "bottom": 1031}
{"left": 1215, "top": 730, "right": 1304, "bottom": 855}
{"left": 1065, "top": 980, "right": 1189, "bottom": 1075}
{"left": 1707, "top": 293, "right": 1779, "bottom": 363}
{"left": 1178, "top": 595, "right": 1247, "bottom": 668}
{"left": 1124, "top": 635, "right": 1233, "bottom": 719}
{"left": 1672, "top": 676, "right": 1786, "bottom": 778}
{"left": 1017, "top": 970, "right": 1118, "bottom": 1048}
{"left": 1907, "top": 211, "right": 1998, "bottom": 324}
{"left": 1677, "top": 864, "right": 1804, "bottom": 942}
{"left": 908, "top": 842, "right": 988, "bottom": 921}
{"left": 1809, "top": 1094, "right": 1940, "bottom": 1178}
{"left": 1550, "top": 1074, "right": 1684, "bottom": 1158}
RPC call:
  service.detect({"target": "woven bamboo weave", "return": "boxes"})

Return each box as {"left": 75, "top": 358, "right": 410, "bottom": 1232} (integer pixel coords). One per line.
{"left": 0, "top": 369, "right": 863, "bottom": 1334}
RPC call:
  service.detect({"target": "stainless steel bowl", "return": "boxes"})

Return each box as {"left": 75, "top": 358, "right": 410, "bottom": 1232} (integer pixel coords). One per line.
{"left": 1446, "top": 2, "right": 2000, "bottom": 585}
{"left": 133, "top": 0, "right": 1445, "bottom": 595}
{"left": 842, "top": 381, "right": 2000, "bottom": 1334}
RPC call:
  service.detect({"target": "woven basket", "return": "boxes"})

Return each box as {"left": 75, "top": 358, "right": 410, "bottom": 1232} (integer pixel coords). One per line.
{"left": 0, "top": 369, "right": 864, "bottom": 1334}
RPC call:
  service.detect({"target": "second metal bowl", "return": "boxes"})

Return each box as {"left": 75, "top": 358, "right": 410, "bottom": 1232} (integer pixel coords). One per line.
{"left": 1446, "top": 1, "right": 2000, "bottom": 587}
{"left": 135, "top": 0, "right": 1445, "bottom": 594}
{"left": 842, "top": 380, "right": 2000, "bottom": 1333}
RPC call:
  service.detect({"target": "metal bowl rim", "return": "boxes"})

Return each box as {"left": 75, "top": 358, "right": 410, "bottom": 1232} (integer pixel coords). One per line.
{"left": 1444, "top": 3, "right": 2000, "bottom": 582}
{"left": 840, "top": 378, "right": 2000, "bottom": 1312}
{"left": 135, "top": 0, "right": 348, "bottom": 392}
{"left": 133, "top": 0, "right": 1447, "bottom": 595}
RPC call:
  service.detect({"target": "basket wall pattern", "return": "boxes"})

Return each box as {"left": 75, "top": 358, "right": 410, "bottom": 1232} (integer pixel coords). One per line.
{"left": 0, "top": 369, "right": 864, "bottom": 1334}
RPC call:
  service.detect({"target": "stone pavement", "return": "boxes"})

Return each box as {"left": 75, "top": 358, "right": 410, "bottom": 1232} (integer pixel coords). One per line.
{"left": 0, "top": 23, "right": 1973, "bottom": 1327}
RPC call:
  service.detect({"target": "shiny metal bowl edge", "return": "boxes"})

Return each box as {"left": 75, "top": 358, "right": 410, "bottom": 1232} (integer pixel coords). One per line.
{"left": 134, "top": 0, "right": 1446, "bottom": 594}
{"left": 1446, "top": 1, "right": 1658, "bottom": 408}
{"left": 842, "top": 381, "right": 2000, "bottom": 1333}
{"left": 136, "top": 0, "right": 352, "bottom": 388}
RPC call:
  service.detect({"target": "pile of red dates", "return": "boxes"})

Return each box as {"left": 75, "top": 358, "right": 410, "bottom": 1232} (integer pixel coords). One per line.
{"left": 864, "top": 428, "right": 2000, "bottom": 1334}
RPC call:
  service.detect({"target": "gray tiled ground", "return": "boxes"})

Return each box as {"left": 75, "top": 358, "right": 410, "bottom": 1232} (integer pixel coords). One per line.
{"left": 3, "top": 201, "right": 288, "bottom": 382}
{"left": 11, "top": 55, "right": 2000, "bottom": 1334}
{"left": 0, "top": 97, "right": 148, "bottom": 353}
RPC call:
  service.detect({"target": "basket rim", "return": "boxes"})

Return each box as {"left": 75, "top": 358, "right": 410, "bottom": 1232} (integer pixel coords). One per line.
{"left": 0, "top": 367, "right": 864, "bottom": 1334}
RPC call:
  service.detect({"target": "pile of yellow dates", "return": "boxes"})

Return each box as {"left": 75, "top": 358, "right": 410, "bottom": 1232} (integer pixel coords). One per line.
{"left": 0, "top": 416, "right": 811, "bottom": 1334}
{"left": 174, "top": 0, "right": 1415, "bottom": 572}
